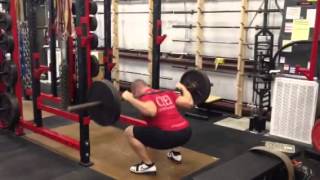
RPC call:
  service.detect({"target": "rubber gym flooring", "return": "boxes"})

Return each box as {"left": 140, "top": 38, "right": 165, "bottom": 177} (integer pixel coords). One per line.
{"left": 1, "top": 100, "right": 320, "bottom": 179}
{"left": 0, "top": 130, "right": 110, "bottom": 180}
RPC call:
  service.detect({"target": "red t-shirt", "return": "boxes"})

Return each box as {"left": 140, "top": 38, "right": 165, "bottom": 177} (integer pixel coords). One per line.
{"left": 139, "top": 88, "right": 189, "bottom": 131}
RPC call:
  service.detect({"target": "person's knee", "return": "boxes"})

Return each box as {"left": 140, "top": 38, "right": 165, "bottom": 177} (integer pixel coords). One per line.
{"left": 124, "top": 125, "right": 134, "bottom": 138}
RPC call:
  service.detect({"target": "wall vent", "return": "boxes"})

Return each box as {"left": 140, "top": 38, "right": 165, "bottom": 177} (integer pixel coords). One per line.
{"left": 270, "top": 77, "right": 318, "bottom": 144}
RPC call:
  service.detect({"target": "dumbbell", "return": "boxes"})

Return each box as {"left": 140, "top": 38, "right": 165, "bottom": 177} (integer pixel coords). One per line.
{"left": 0, "top": 92, "right": 20, "bottom": 128}
{"left": 0, "top": 13, "right": 12, "bottom": 31}
{"left": 0, "top": 54, "right": 18, "bottom": 87}
{"left": 0, "top": 32, "right": 14, "bottom": 53}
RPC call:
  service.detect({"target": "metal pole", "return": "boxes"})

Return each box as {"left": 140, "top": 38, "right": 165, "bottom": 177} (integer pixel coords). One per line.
{"left": 152, "top": 0, "right": 161, "bottom": 89}
{"left": 172, "top": 25, "right": 281, "bottom": 29}
{"left": 49, "top": 0, "right": 57, "bottom": 96}
{"left": 172, "top": 39, "right": 256, "bottom": 45}
{"left": 104, "top": 0, "right": 112, "bottom": 80}
{"left": 68, "top": 101, "right": 102, "bottom": 112}
{"left": 28, "top": 0, "right": 42, "bottom": 126}
{"left": 75, "top": 0, "right": 92, "bottom": 167}
{"left": 308, "top": 0, "right": 320, "bottom": 80}
{"left": 262, "top": 0, "right": 269, "bottom": 31}
{"left": 111, "top": 9, "right": 282, "bottom": 14}
{"left": 9, "top": 0, "right": 24, "bottom": 123}
{"left": 119, "top": 70, "right": 172, "bottom": 80}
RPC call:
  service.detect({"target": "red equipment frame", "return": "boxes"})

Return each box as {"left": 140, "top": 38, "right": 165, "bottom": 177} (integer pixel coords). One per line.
{"left": 0, "top": 48, "right": 4, "bottom": 93}
{"left": 296, "top": 1, "right": 320, "bottom": 80}
{"left": 2, "top": 0, "right": 148, "bottom": 164}
{"left": 7, "top": 0, "right": 83, "bottom": 150}
{"left": 7, "top": 0, "right": 317, "bottom": 162}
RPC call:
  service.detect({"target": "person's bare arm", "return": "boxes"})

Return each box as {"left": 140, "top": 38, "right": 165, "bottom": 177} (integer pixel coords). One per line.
{"left": 175, "top": 83, "right": 194, "bottom": 109}
{"left": 122, "top": 91, "right": 157, "bottom": 117}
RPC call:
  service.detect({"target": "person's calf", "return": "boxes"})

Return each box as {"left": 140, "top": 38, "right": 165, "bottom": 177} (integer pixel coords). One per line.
{"left": 124, "top": 125, "right": 154, "bottom": 165}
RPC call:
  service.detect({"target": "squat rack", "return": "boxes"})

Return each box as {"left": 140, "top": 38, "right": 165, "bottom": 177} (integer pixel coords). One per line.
{"left": 3, "top": 0, "right": 162, "bottom": 166}
{"left": 14, "top": 0, "right": 93, "bottom": 166}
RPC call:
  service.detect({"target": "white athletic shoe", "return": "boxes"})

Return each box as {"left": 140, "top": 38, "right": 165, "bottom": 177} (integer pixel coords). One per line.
{"left": 167, "top": 150, "right": 182, "bottom": 163}
{"left": 130, "top": 162, "right": 157, "bottom": 175}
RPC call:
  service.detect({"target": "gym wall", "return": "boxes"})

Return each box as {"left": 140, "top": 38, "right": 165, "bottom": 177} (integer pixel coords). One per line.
{"left": 93, "top": 0, "right": 285, "bottom": 102}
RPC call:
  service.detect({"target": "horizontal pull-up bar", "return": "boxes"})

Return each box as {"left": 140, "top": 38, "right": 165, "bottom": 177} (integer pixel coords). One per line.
{"left": 172, "top": 24, "right": 281, "bottom": 30}
{"left": 172, "top": 39, "right": 279, "bottom": 47}
{"left": 98, "top": 9, "right": 282, "bottom": 15}
{"left": 119, "top": 70, "right": 173, "bottom": 80}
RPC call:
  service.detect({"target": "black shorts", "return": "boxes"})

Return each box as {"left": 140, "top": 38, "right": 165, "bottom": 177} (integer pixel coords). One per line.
{"left": 133, "top": 126, "right": 192, "bottom": 150}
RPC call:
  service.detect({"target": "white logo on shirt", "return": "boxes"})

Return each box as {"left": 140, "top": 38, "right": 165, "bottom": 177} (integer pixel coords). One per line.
{"left": 155, "top": 95, "right": 173, "bottom": 107}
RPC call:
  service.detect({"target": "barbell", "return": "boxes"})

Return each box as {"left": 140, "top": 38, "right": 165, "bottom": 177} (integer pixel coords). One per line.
{"left": 68, "top": 70, "right": 212, "bottom": 126}
{"left": 90, "top": 56, "right": 173, "bottom": 80}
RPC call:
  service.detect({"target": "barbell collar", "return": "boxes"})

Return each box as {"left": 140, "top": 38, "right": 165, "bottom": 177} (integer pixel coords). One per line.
{"left": 67, "top": 101, "right": 102, "bottom": 112}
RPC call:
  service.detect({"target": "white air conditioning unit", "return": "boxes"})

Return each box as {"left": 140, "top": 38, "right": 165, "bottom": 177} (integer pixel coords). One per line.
{"left": 270, "top": 77, "right": 318, "bottom": 144}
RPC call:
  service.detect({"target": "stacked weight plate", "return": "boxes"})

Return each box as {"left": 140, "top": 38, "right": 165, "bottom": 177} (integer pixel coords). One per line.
{"left": 0, "top": 1, "right": 20, "bottom": 128}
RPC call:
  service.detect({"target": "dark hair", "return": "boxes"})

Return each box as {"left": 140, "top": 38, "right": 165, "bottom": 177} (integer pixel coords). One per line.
{"left": 131, "top": 79, "right": 148, "bottom": 92}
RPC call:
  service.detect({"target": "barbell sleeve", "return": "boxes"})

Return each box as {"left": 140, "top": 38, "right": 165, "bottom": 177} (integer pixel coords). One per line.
{"left": 67, "top": 101, "right": 102, "bottom": 112}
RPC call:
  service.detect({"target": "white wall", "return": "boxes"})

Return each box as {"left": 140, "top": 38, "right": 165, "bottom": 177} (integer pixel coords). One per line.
{"left": 94, "top": 0, "right": 284, "bottom": 102}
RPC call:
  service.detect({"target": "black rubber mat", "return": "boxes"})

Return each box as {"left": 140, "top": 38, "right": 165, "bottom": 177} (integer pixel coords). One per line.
{"left": 192, "top": 151, "right": 285, "bottom": 180}
{"left": 0, "top": 130, "right": 112, "bottom": 180}
{"left": 186, "top": 116, "right": 267, "bottom": 160}
{"left": 42, "top": 115, "right": 74, "bottom": 129}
